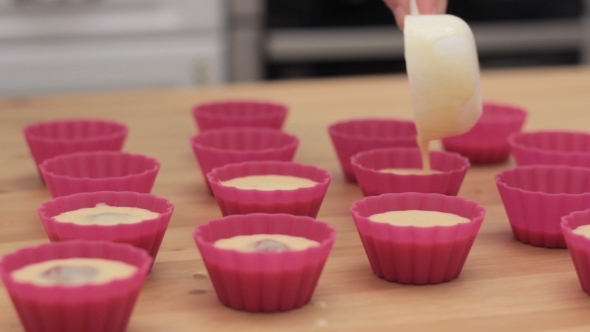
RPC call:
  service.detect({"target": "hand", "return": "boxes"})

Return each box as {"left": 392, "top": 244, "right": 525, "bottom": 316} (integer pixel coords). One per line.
{"left": 383, "top": 0, "right": 448, "bottom": 29}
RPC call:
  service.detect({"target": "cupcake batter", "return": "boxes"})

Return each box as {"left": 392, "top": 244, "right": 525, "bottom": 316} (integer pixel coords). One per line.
{"left": 220, "top": 175, "right": 317, "bottom": 191}
{"left": 214, "top": 234, "right": 319, "bottom": 252}
{"left": 378, "top": 168, "right": 442, "bottom": 175}
{"left": 404, "top": 14, "right": 482, "bottom": 172}
{"left": 369, "top": 210, "right": 469, "bottom": 227}
{"left": 573, "top": 225, "right": 590, "bottom": 239}
{"left": 11, "top": 258, "right": 137, "bottom": 286}
{"left": 54, "top": 203, "right": 159, "bottom": 225}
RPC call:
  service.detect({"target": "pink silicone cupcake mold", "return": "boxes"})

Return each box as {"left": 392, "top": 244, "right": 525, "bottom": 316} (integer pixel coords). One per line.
{"left": 442, "top": 102, "right": 528, "bottom": 164}
{"left": 24, "top": 119, "right": 128, "bottom": 174}
{"left": 207, "top": 161, "right": 331, "bottom": 217}
{"left": 190, "top": 127, "right": 299, "bottom": 192}
{"left": 495, "top": 165, "right": 590, "bottom": 248}
{"left": 350, "top": 192, "right": 485, "bottom": 285}
{"left": 561, "top": 209, "right": 590, "bottom": 294}
{"left": 40, "top": 151, "right": 160, "bottom": 198}
{"left": 0, "top": 240, "right": 152, "bottom": 332}
{"left": 193, "top": 213, "right": 336, "bottom": 312}
{"left": 192, "top": 100, "right": 288, "bottom": 131}
{"left": 351, "top": 147, "right": 469, "bottom": 197}
{"left": 509, "top": 130, "right": 590, "bottom": 168}
{"left": 38, "top": 191, "right": 174, "bottom": 261}
{"left": 328, "top": 118, "right": 417, "bottom": 182}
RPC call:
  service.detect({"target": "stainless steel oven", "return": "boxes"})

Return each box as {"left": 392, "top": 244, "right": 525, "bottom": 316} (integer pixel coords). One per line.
{"left": 228, "top": 0, "right": 590, "bottom": 81}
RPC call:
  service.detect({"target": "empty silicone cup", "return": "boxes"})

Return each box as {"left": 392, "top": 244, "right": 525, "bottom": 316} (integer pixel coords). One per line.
{"left": 442, "top": 102, "right": 528, "bottom": 164}
{"left": 193, "top": 213, "right": 336, "bottom": 312}
{"left": 495, "top": 165, "right": 590, "bottom": 248}
{"left": 40, "top": 151, "right": 160, "bottom": 198}
{"left": 192, "top": 99, "right": 288, "bottom": 131}
{"left": 38, "top": 191, "right": 174, "bottom": 261}
{"left": 509, "top": 130, "right": 590, "bottom": 168}
{"left": 0, "top": 240, "right": 151, "bottom": 332}
{"left": 561, "top": 209, "right": 590, "bottom": 294}
{"left": 208, "top": 161, "right": 331, "bottom": 217}
{"left": 189, "top": 127, "right": 299, "bottom": 192}
{"left": 24, "top": 119, "right": 128, "bottom": 177}
{"left": 350, "top": 192, "right": 485, "bottom": 285}
{"left": 351, "top": 147, "right": 469, "bottom": 196}
{"left": 328, "top": 118, "right": 417, "bottom": 182}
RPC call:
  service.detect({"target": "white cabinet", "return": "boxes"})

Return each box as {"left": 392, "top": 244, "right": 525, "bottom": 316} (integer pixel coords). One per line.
{"left": 0, "top": 0, "right": 226, "bottom": 96}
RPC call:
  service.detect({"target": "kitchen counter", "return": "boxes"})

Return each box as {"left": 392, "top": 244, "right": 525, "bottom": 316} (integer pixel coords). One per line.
{"left": 0, "top": 66, "right": 589, "bottom": 331}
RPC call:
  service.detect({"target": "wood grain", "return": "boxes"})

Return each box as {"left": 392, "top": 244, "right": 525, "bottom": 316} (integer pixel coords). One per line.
{"left": 1, "top": 66, "right": 589, "bottom": 331}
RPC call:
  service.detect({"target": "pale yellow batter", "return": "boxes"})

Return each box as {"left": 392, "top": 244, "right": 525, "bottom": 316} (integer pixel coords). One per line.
{"left": 404, "top": 15, "right": 482, "bottom": 172}
{"left": 573, "top": 225, "right": 590, "bottom": 239}
{"left": 11, "top": 258, "right": 137, "bottom": 286}
{"left": 54, "top": 203, "right": 159, "bottom": 225}
{"left": 378, "top": 168, "right": 442, "bottom": 175}
{"left": 368, "top": 210, "right": 469, "bottom": 227}
{"left": 214, "top": 234, "right": 320, "bottom": 252}
{"left": 220, "top": 175, "right": 318, "bottom": 191}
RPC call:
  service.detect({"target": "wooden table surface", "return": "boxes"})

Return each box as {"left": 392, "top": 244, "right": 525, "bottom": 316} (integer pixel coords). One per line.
{"left": 1, "top": 66, "right": 589, "bottom": 331}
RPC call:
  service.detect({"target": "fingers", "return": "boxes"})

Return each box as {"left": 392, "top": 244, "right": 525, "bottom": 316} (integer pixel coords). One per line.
{"left": 383, "top": 0, "right": 448, "bottom": 29}
{"left": 436, "top": 0, "right": 448, "bottom": 14}
{"left": 433, "top": 0, "right": 448, "bottom": 14}
{"left": 383, "top": 0, "right": 409, "bottom": 29}
{"left": 416, "top": 0, "right": 447, "bottom": 15}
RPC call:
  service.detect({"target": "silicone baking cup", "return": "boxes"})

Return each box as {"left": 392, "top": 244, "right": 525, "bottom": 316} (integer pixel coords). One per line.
{"left": 190, "top": 127, "right": 299, "bottom": 192}
{"left": 208, "top": 161, "right": 331, "bottom": 217}
{"left": 192, "top": 100, "right": 288, "bottom": 131}
{"left": 24, "top": 119, "right": 128, "bottom": 174}
{"left": 38, "top": 191, "right": 174, "bottom": 261}
{"left": 350, "top": 192, "right": 485, "bottom": 285}
{"left": 442, "top": 102, "right": 528, "bottom": 164}
{"left": 561, "top": 209, "right": 590, "bottom": 294}
{"left": 328, "top": 118, "right": 417, "bottom": 182}
{"left": 351, "top": 147, "right": 469, "bottom": 196}
{"left": 40, "top": 151, "right": 160, "bottom": 198}
{"left": 0, "top": 240, "right": 151, "bottom": 332}
{"left": 495, "top": 165, "right": 590, "bottom": 248}
{"left": 509, "top": 130, "right": 590, "bottom": 168}
{"left": 193, "top": 213, "right": 336, "bottom": 312}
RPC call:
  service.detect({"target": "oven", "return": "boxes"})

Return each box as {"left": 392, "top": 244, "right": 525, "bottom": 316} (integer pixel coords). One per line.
{"left": 228, "top": 0, "right": 590, "bottom": 81}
